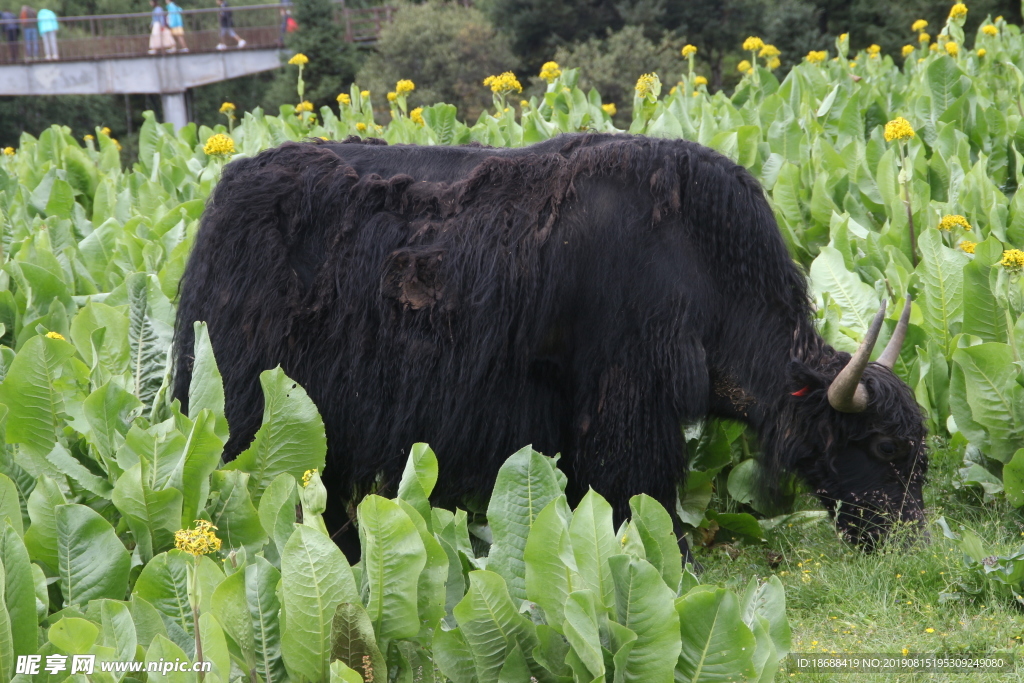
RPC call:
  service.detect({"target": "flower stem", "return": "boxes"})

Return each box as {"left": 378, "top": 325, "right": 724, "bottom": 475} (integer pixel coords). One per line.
{"left": 899, "top": 144, "right": 918, "bottom": 267}
{"left": 192, "top": 556, "right": 205, "bottom": 683}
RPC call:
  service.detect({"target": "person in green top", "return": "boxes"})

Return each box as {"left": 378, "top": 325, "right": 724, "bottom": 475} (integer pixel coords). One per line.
{"left": 37, "top": 7, "right": 57, "bottom": 60}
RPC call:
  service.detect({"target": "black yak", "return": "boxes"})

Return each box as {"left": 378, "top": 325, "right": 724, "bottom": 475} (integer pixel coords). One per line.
{"left": 173, "top": 133, "right": 927, "bottom": 558}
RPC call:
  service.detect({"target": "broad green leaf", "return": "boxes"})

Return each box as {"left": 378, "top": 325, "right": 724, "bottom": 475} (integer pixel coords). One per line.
{"left": 24, "top": 475, "right": 68, "bottom": 572}
{"left": 486, "top": 446, "right": 562, "bottom": 605}
{"left": 607, "top": 555, "right": 680, "bottom": 682}
{"left": 225, "top": 367, "right": 327, "bottom": 501}
{"left": 810, "top": 246, "right": 879, "bottom": 333}
{"left": 628, "top": 495, "right": 682, "bottom": 591}
{"left": 48, "top": 616, "right": 99, "bottom": 654}
{"left": 432, "top": 627, "right": 478, "bottom": 683}
{"left": 98, "top": 599, "right": 138, "bottom": 664}
{"left": 676, "top": 587, "right": 757, "bottom": 682}
{"left": 56, "top": 503, "right": 131, "bottom": 606}
{"left": 952, "top": 344, "right": 1024, "bottom": 462}
{"left": 112, "top": 463, "right": 183, "bottom": 561}
{"left": 1004, "top": 449, "right": 1024, "bottom": 507}
{"left": 198, "top": 611, "right": 232, "bottom": 683}
{"left": 562, "top": 590, "right": 605, "bottom": 682}
{"left": 127, "top": 273, "right": 168, "bottom": 409}
{"left": 245, "top": 556, "right": 287, "bottom": 683}
{"left": 83, "top": 382, "right": 142, "bottom": 469}
{"left": 0, "top": 334, "right": 75, "bottom": 458}
{"left": 257, "top": 473, "right": 297, "bottom": 556}
{"left": 211, "top": 569, "right": 256, "bottom": 671}
{"left": 208, "top": 470, "right": 268, "bottom": 552}
{"left": 917, "top": 229, "right": 968, "bottom": 345}
{"left": 330, "top": 602, "right": 387, "bottom": 683}
{"left": 358, "top": 495, "right": 426, "bottom": 645}
{"left": 0, "top": 477, "right": 20, "bottom": 538}
{"left": 961, "top": 238, "right": 1007, "bottom": 343}
{"left": 397, "top": 443, "right": 438, "bottom": 531}
{"left": 188, "top": 321, "right": 228, "bottom": 441}
{"left": 145, "top": 634, "right": 192, "bottom": 683}
{"left": 280, "top": 525, "right": 359, "bottom": 683}
{"left": 524, "top": 496, "right": 577, "bottom": 632}
{"left": 0, "top": 525, "right": 34, "bottom": 657}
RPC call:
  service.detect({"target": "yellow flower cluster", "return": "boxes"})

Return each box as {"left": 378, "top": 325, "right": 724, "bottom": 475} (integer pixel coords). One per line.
{"left": 743, "top": 36, "right": 764, "bottom": 52}
{"left": 539, "top": 61, "right": 561, "bottom": 82}
{"left": 356, "top": 122, "right": 367, "bottom": 132}
{"left": 978, "top": 48, "right": 987, "bottom": 57}
{"left": 694, "top": 75, "right": 708, "bottom": 86}
{"left": 337, "top": 93, "right": 351, "bottom": 105}
{"left": 520, "top": 99, "right": 529, "bottom": 108}
{"left": 112, "top": 139, "right": 121, "bottom": 151}
{"left": 174, "top": 520, "right": 222, "bottom": 556}
{"left": 884, "top": 117, "right": 915, "bottom": 141}
{"left": 766, "top": 57, "right": 781, "bottom": 70}
{"left": 948, "top": 3, "right": 967, "bottom": 20}
{"left": 902, "top": 45, "right": 915, "bottom": 57}
{"left": 45, "top": 331, "right": 65, "bottom": 340}
{"left": 1002, "top": 249, "right": 1024, "bottom": 270}
{"left": 945, "top": 41, "right": 959, "bottom": 56}
{"left": 219, "top": 102, "right": 235, "bottom": 114}
{"left": 360, "top": 90, "right": 370, "bottom": 98}
{"left": 920, "top": 32, "right": 930, "bottom": 42}
{"left": 203, "top": 133, "right": 236, "bottom": 157}
{"left": 602, "top": 102, "right": 616, "bottom": 116}
{"left": 296, "top": 101, "right": 314, "bottom": 113}
{"left": 939, "top": 214, "right": 971, "bottom": 231}
{"left": 100, "top": 126, "right": 111, "bottom": 136}
{"left": 302, "top": 469, "right": 317, "bottom": 487}
{"left": 2, "top": 147, "right": 13, "bottom": 156}
{"left": 806, "top": 51, "right": 827, "bottom": 63}
{"left": 959, "top": 240, "right": 977, "bottom": 253}
{"left": 759, "top": 44, "right": 780, "bottom": 58}
{"left": 737, "top": 59, "right": 752, "bottom": 74}
{"left": 288, "top": 53, "right": 308, "bottom": 66}
{"left": 387, "top": 92, "right": 398, "bottom": 102}
{"left": 410, "top": 107, "right": 424, "bottom": 125}
{"left": 912, "top": 19, "right": 928, "bottom": 31}
{"left": 867, "top": 44, "right": 881, "bottom": 58}
{"left": 930, "top": 42, "right": 939, "bottom": 52}
{"left": 84, "top": 134, "right": 94, "bottom": 141}
{"left": 396, "top": 79, "right": 415, "bottom": 95}
{"left": 982, "top": 24, "right": 998, "bottom": 36}
{"left": 483, "top": 72, "right": 522, "bottom": 94}
{"left": 635, "top": 73, "right": 658, "bottom": 97}
{"left": 681, "top": 44, "right": 697, "bottom": 58}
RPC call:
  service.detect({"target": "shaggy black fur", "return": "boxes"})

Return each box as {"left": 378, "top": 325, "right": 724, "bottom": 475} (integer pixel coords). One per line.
{"left": 173, "top": 133, "right": 927, "bottom": 556}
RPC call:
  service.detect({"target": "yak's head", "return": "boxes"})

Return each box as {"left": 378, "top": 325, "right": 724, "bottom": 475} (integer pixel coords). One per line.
{"left": 783, "top": 299, "right": 927, "bottom": 550}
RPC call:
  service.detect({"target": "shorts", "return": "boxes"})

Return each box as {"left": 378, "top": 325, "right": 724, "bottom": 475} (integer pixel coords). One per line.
{"left": 219, "top": 26, "right": 237, "bottom": 39}
{"left": 170, "top": 26, "right": 184, "bottom": 36}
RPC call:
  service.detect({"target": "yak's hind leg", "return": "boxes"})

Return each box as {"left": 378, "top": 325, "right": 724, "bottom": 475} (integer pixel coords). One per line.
{"left": 567, "top": 354, "right": 707, "bottom": 572}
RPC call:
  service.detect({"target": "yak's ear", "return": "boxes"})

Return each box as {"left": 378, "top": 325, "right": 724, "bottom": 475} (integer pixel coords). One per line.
{"left": 788, "top": 359, "right": 828, "bottom": 397}
{"left": 381, "top": 247, "right": 447, "bottom": 310}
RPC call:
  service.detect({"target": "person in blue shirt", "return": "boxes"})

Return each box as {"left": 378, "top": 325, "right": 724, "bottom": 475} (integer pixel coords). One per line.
{"left": 37, "top": 7, "right": 57, "bottom": 60}
{"left": 166, "top": 0, "right": 187, "bottom": 52}
{"left": 148, "top": 0, "right": 173, "bottom": 54}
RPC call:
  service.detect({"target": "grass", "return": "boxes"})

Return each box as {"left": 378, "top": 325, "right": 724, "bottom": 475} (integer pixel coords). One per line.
{"left": 695, "top": 443, "right": 1024, "bottom": 682}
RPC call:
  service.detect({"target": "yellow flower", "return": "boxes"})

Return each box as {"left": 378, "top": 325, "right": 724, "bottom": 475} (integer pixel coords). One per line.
{"left": 337, "top": 93, "right": 351, "bottom": 105}
{"left": 302, "top": 469, "right": 317, "bottom": 487}
{"left": 219, "top": 102, "right": 235, "bottom": 114}
{"left": 925, "top": 627, "right": 935, "bottom": 633}
{"left": 930, "top": 42, "right": 939, "bottom": 52}
{"left": 902, "top": 647, "right": 910, "bottom": 656}
{"left": 84, "top": 134, "right": 94, "bottom": 141}
{"left": 2, "top": 147, "right": 14, "bottom": 156}
{"left": 884, "top": 117, "right": 916, "bottom": 141}
{"left": 355, "top": 122, "right": 367, "bottom": 132}
{"left": 920, "top": 32, "right": 930, "bottom": 43}
{"left": 945, "top": 41, "right": 959, "bottom": 56}
{"left": 483, "top": 72, "right": 523, "bottom": 94}
{"left": 978, "top": 48, "right": 987, "bottom": 57}
{"left": 903, "top": 45, "right": 915, "bottom": 57}
{"left": 174, "top": 520, "right": 222, "bottom": 556}
{"left": 203, "top": 133, "right": 235, "bottom": 156}
{"left": 395, "top": 79, "right": 415, "bottom": 95}
{"left": 692, "top": 91, "right": 700, "bottom": 97}
{"left": 669, "top": 85, "right": 677, "bottom": 95}
{"left": 100, "top": 126, "right": 111, "bottom": 136}
{"left": 635, "top": 72, "right": 659, "bottom": 97}
{"left": 410, "top": 107, "right": 424, "bottom": 125}
{"left": 806, "top": 50, "right": 827, "bottom": 63}
{"left": 112, "top": 139, "right": 121, "bottom": 151}
{"left": 759, "top": 44, "right": 780, "bottom": 58}
{"left": 681, "top": 44, "right": 697, "bottom": 58}
{"left": 520, "top": 99, "right": 529, "bottom": 108}
{"left": 767, "top": 57, "right": 781, "bottom": 70}
{"left": 996, "top": 15, "right": 1003, "bottom": 22}
{"left": 387, "top": 91, "right": 398, "bottom": 102}
{"left": 360, "top": 90, "right": 370, "bottom": 98}
{"left": 982, "top": 24, "right": 998, "bottom": 36}
{"left": 939, "top": 214, "right": 971, "bottom": 230}
{"left": 694, "top": 75, "right": 708, "bottom": 86}
{"left": 602, "top": 102, "right": 617, "bottom": 116}
{"left": 737, "top": 59, "right": 752, "bottom": 73}
{"left": 288, "top": 53, "right": 309, "bottom": 66}
{"left": 1001, "top": 249, "right": 1024, "bottom": 270}
{"left": 948, "top": 3, "right": 967, "bottom": 20}
{"left": 295, "top": 101, "right": 314, "bottom": 113}
{"left": 743, "top": 36, "right": 765, "bottom": 52}
{"left": 839, "top": 32, "right": 849, "bottom": 42}
{"left": 539, "top": 61, "right": 561, "bottom": 82}
{"left": 912, "top": 19, "right": 928, "bottom": 32}
{"left": 867, "top": 44, "right": 881, "bottom": 57}
{"left": 850, "top": 61, "right": 858, "bottom": 67}
{"left": 45, "top": 331, "right": 65, "bottom": 340}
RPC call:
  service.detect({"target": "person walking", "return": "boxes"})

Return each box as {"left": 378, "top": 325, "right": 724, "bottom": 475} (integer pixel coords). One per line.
{"left": 37, "top": 7, "right": 57, "bottom": 60}
{"left": 19, "top": 5, "right": 36, "bottom": 60}
{"left": 148, "top": 0, "right": 173, "bottom": 54}
{"left": 0, "top": 10, "right": 19, "bottom": 62}
{"left": 215, "top": 0, "right": 244, "bottom": 50}
{"left": 166, "top": 0, "right": 187, "bottom": 52}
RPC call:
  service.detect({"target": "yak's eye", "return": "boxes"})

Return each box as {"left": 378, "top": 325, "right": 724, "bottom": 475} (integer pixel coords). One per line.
{"left": 874, "top": 439, "right": 899, "bottom": 460}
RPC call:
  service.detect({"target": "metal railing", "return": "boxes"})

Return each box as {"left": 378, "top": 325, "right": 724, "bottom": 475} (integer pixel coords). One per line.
{"left": 0, "top": 3, "right": 393, "bottom": 64}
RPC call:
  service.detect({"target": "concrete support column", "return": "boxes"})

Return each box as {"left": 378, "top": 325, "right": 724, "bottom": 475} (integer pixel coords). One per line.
{"left": 161, "top": 91, "right": 188, "bottom": 130}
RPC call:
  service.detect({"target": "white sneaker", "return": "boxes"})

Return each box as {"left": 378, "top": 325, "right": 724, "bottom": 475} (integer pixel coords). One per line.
{"left": 237, "top": 38, "right": 246, "bottom": 48}
{"left": 148, "top": 49, "right": 156, "bottom": 54}
{"left": 167, "top": 47, "right": 177, "bottom": 53}
{"left": 181, "top": 47, "right": 189, "bottom": 52}
{"left": 216, "top": 43, "right": 226, "bottom": 50}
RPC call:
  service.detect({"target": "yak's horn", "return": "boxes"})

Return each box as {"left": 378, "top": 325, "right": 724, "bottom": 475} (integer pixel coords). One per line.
{"left": 877, "top": 297, "right": 912, "bottom": 369}
{"left": 827, "top": 301, "right": 886, "bottom": 413}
